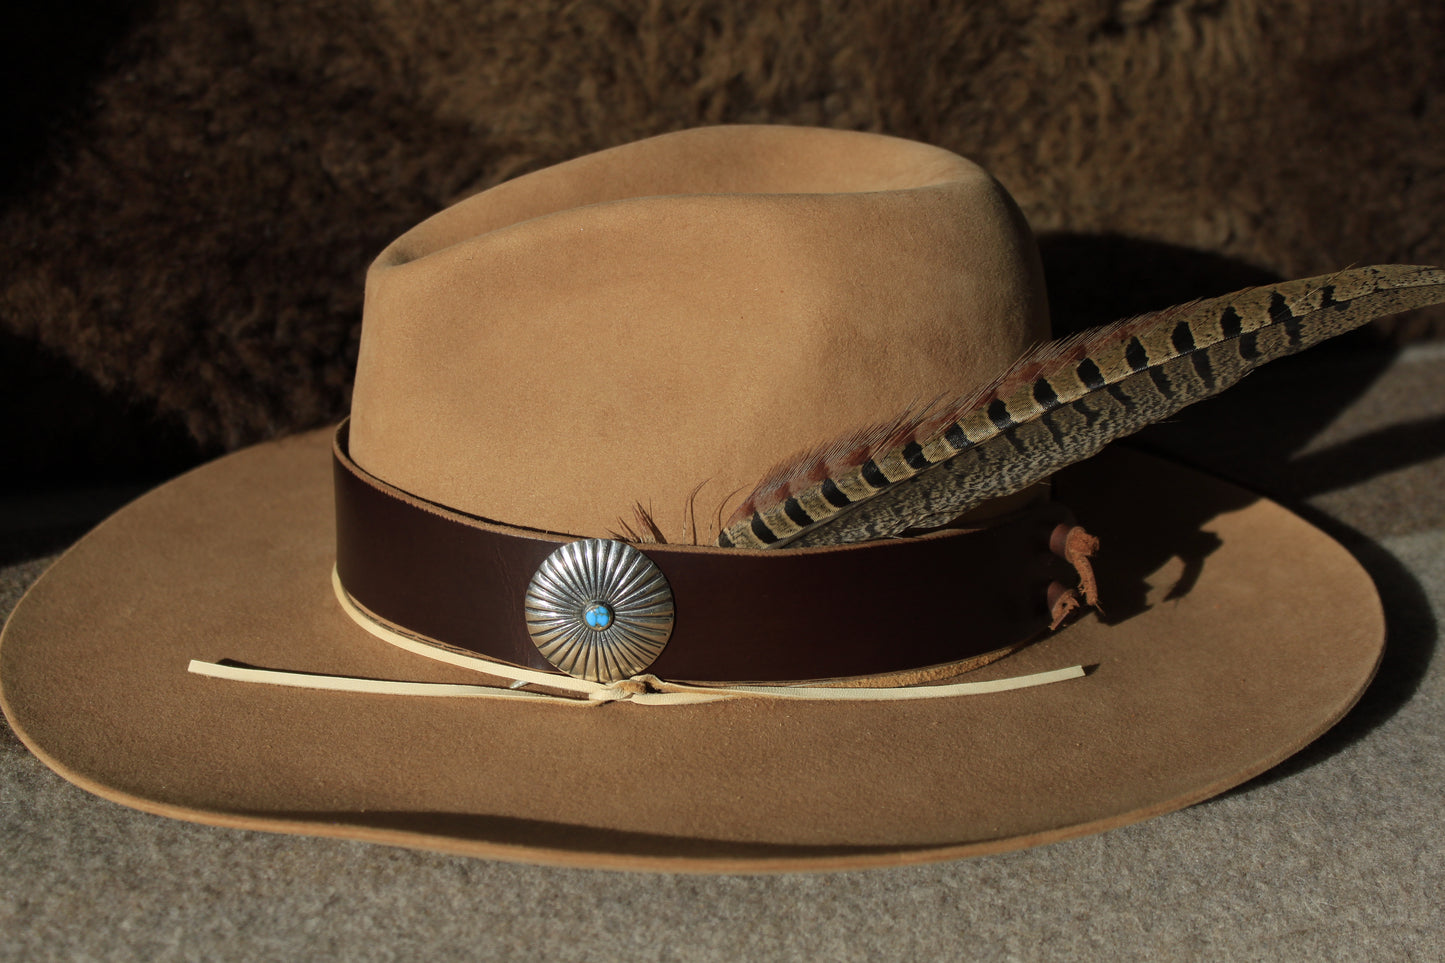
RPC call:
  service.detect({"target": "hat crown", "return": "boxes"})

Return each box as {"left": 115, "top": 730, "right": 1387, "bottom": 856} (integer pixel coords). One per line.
{"left": 348, "top": 126, "right": 1049, "bottom": 541}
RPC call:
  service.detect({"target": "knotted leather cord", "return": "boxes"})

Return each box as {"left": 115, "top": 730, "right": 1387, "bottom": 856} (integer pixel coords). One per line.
{"left": 187, "top": 421, "right": 1095, "bottom": 704}
{"left": 183, "top": 568, "right": 1085, "bottom": 704}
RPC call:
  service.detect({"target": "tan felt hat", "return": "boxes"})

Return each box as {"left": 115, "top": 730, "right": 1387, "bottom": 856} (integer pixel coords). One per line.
{"left": 0, "top": 126, "right": 1409, "bottom": 872}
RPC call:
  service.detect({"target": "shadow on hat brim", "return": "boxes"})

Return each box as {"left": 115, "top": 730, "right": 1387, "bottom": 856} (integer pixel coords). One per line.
{"left": 0, "top": 428, "right": 1383, "bottom": 873}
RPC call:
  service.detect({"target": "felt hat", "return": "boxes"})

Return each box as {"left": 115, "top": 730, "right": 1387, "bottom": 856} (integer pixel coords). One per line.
{"left": 0, "top": 126, "right": 1414, "bottom": 872}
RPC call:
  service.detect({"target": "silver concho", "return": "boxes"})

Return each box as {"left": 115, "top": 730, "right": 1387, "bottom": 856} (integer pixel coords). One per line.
{"left": 523, "top": 539, "right": 675, "bottom": 683}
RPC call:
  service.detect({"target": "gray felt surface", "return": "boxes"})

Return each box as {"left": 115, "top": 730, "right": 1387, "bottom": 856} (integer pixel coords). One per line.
{"left": 2, "top": 345, "right": 1442, "bottom": 961}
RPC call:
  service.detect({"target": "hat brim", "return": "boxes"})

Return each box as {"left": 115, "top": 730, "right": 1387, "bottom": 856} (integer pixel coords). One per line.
{"left": 0, "top": 428, "right": 1383, "bottom": 872}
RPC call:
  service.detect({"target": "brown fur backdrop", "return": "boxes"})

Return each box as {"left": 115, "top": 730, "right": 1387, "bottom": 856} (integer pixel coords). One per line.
{"left": 3, "top": 0, "right": 1443, "bottom": 487}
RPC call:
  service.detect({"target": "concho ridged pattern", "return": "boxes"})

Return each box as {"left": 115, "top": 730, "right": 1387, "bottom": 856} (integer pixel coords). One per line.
{"left": 524, "top": 539, "right": 675, "bottom": 683}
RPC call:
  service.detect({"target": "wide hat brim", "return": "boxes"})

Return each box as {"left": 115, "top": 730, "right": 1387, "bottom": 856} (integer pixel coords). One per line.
{"left": 0, "top": 428, "right": 1382, "bottom": 872}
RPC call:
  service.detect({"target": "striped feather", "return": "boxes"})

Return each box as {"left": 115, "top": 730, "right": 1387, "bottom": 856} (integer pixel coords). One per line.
{"left": 718, "top": 264, "right": 1445, "bottom": 549}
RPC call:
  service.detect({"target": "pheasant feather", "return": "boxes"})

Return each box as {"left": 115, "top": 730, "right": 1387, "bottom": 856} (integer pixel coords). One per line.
{"left": 718, "top": 265, "right": 1445, "bottom": 550}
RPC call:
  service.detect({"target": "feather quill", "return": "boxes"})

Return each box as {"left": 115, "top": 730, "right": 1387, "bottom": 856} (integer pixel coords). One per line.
{"left": 718, "top": 264, "right": 1445, "bottom": 550}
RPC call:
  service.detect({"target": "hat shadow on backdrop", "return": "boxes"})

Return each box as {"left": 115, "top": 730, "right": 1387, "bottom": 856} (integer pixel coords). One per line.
{"left": 0, "top": 0, "right": 214, "bottom": 559}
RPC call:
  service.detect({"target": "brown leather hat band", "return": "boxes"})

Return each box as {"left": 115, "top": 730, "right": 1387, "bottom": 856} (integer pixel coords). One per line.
{"left": 332, "top": 423, "right": 1074, "bottom": 683}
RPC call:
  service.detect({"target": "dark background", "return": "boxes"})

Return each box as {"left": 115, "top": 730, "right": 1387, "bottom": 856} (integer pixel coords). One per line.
{"left": 2, "top": 0, "right": 1442, "bottom": 493}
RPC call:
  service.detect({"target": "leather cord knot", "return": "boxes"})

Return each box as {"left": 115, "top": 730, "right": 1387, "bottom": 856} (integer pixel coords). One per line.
{"left": 588, "top": 675, "right": 664, "bottom": 703}
{"left": 1048, "top": 524, "right": 1102, "bottom": 630}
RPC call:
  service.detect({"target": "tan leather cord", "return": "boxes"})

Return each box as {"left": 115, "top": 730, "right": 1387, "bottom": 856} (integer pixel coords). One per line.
{"left": 182, "top": 574, "right": 1087, "bottom": 706}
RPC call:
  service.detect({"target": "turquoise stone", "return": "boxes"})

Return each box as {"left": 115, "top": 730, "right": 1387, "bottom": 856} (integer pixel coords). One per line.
{"left": 583, "top": 601, "right": 614, "bottom": 630}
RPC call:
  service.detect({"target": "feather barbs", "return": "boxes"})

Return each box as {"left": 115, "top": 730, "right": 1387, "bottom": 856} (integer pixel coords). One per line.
{"left": 717, "top": 265, "right": 1445, "bottom": 550}
{"left": 720, "top": 299, "right": 1200, "bottom": 540}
